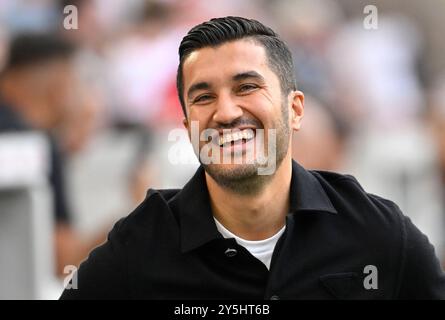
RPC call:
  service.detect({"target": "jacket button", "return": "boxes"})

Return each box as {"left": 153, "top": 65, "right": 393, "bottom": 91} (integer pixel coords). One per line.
{"left": 270, "top": 295, "right": 280, "bottom": 300}
{"left": 224, "top": 248, "right": 238, "bottom": 257}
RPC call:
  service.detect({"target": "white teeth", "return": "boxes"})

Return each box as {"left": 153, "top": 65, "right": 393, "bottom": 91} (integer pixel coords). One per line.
{"left": 218, "top": 129, "right": 255, "bottom": 146}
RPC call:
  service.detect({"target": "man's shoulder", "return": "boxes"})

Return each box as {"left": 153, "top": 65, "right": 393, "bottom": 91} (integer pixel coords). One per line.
{"left": 309, "top": 169, "right": 405, "bottom": 232}
{"left": 310, "top": 169, "right": 400, "bottom": 206}
{"left": 309, "top": 169, "right": 366, "bottom": 190}
{"left": 108, "top": 188, "right": 182, "bottom": 240}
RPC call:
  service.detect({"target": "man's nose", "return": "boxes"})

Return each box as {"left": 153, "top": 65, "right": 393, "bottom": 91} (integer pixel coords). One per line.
{"left": 212, "top": 92, "right": 243, "bottom": 125}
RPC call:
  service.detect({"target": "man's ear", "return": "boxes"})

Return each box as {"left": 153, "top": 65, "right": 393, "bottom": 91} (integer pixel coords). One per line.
{"left": 290, "top": 90, "right": 304, "bottom": 131}
{"left": 183, "top": 117, "right": 191, "bottom": 140}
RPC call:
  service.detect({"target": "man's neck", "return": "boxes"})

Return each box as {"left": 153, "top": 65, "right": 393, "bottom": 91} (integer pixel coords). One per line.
{"left": 205, "top": 156, "right": 292, "bottom": 241}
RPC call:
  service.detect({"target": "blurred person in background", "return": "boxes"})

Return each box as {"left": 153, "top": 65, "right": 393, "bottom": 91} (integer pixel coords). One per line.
{"left": 57, "top": 0, "right": 110, "bottom": 146}
{"left": 105, "top": 0, "right": 180, "bottom": 127}
{"left": 427, "top": 75, "right": 445, "bottom": 265}
{"left": 291, "top": 95, "right": 349, "bottom": 171}
{"left": 327, "top": 15, "right": 423, "bottom": 131}
{"left": 268, "top": 0, "right": 343, "bottom": 101}
{"left": 428, "top": 75, "right": 445, "bottom": 195}
{"left": 104, "top": 0, "right": 200, "bottom": 191}
{"left": 0, "top": 33, "right": 106, "bottom": 276}
{"left": 326, "top": 14, "right": 444, "bottom": 259}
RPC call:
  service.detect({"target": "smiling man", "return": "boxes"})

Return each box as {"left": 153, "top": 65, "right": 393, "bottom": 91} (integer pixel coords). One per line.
{"left": 60, "top": 16, "right": 445, "bottom": 300}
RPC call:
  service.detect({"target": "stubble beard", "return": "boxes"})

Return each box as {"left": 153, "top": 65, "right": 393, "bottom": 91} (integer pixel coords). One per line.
{"left": 202, "top": 101, "right": 290, "bottom": 196}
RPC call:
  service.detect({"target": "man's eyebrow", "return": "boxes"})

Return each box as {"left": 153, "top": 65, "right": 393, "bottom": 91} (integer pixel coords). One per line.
{"left": 187, "top": 82, "right": 212, "bottom": 100}
{"left": 232, "top": 71, "right": 266, "bottom": 83}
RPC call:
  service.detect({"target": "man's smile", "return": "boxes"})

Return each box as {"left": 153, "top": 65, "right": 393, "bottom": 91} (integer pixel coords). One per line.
{"left": 204, "top": 127, "right": 258, "bottom": 156}
{"left": 217, "top": 128, "right": 255, "bottom": 147}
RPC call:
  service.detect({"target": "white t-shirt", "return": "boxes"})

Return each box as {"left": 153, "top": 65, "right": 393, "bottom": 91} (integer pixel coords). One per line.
{"left": 214, "top": 218, "right": 286, "bottom": 270}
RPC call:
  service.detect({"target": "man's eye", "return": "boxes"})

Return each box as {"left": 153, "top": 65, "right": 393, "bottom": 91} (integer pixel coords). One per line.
{"left": 193, "top": 95, "right": 213, "bottom": 104}
{"left": 238, "top": 84, "right": 258, "bottom": 93}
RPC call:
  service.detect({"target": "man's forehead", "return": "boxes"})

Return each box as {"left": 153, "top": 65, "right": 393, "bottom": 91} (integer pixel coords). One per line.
{"left": 182, "top": 39, "right": 269, "bottom": 82}
{"left": 184, "top": 39, "right": 266, "bottom": 73}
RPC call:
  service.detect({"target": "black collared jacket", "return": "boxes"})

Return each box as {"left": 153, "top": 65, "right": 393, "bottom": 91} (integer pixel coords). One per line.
{"left": 60, "top": 161, "right": 445, "bottom": 299}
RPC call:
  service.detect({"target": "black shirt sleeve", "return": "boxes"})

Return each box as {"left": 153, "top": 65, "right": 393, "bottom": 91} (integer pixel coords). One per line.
{"left": 397, "top": 215, "right": 445, "bottom": 299}
{"left": 59, "top": 218, "right": 129, "bottom": 299}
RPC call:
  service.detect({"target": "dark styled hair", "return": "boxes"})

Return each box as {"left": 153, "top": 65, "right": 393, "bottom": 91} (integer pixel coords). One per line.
{"left": 176, "top": 16, "right": 296, "bottom": 116}
{"left": 3, "top": 33, "right": 75, "bottom": 72}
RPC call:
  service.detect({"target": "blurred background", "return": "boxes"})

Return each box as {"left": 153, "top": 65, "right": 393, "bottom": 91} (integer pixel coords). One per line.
{"left": 0, "top": 0, "right": 444, "bottom": 299}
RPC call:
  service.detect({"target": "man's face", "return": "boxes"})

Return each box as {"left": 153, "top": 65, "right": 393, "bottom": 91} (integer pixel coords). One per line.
{"left": 47, "top": 59, "right": 76, "bottom": 126}
{"left": 182, "top": 39, "right": 303, "bottom": 192}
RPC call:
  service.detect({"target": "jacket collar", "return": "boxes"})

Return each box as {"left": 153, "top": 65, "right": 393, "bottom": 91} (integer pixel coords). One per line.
{"left": 177, "top": 160, "right": 337, "bottom": 253}
{"left": 289, "top": 161, "right": 337, "bottom": 214}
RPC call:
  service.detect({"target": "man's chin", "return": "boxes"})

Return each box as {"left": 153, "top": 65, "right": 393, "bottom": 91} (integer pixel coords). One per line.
{"left": 203, "top": 162, "right": 259, "bottom": 183}
{"left": 203, "top": 161, "right": 276, "bottom": 195}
